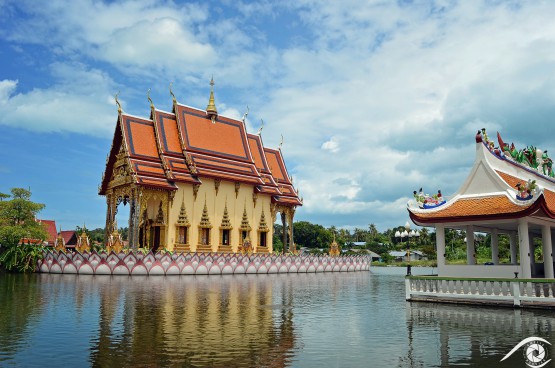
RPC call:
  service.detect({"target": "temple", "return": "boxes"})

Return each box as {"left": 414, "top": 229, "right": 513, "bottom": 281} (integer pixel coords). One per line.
{"left": 99, "top": 80, "right": 302, "bottom": 253}
{"left": 408, "top": 129, "right": 555, "bottom": 279}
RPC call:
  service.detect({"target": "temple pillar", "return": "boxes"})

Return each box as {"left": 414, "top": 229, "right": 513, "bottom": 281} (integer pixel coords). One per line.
{"left": 128, "top": 190, "right": 141, "bottom": 249}
{"left": 542, "top": 225, "right": 554, "bottom": 279}
{"left": 529, "top": 233, "right": 536, "bottom": 277}
{"left": 509, "top": 232, "right": 518, "bottom": 265}
{"left": 287, "top": 208, "right": 295, "bottom": 253}
{"left": 466, "top": 225, "right": 476, "bottom": 265}
{"left": 436, "top": 224, "right": 446, "bottom": 268}
{"left": 491, "top": 228, "right": 499, "bottom": 265}
{"left": 281, "top": 211, "right": 287, "bottom": 253}
{"left": 104, "top": 193, "right": 115, "bottom": 245}
{"left": 518, "top": 219, "right": 531, "bottom": 278}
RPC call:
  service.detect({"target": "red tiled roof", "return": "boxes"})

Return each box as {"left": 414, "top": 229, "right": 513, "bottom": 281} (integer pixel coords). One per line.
{"left": 61, "top": 230, "right": 77, "bottom": 246}
{"left": 100, "top": 98, "right": 301, "bottom": 207}
{"left": 409, "top": 195, "right": 535, "bottom": 224}
{"left": 38, "top": 219, "right": 57, "bottom": 243}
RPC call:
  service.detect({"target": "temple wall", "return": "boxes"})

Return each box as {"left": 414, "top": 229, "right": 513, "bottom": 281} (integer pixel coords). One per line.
{"left": 166, "top": 179, "right": 273, "bottom": 252}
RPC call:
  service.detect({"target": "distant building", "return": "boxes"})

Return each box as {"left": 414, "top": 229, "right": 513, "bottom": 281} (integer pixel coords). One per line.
{"left": 388, "top": 250, "right": 427, "bottom": 262}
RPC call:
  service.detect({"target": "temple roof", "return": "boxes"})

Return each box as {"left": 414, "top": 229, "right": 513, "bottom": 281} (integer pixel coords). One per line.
{"left": 408, "top": 130, "right": 555, "bottom": 225}
{"left": 99, "top": 87, "right": 301, "bottom": 207}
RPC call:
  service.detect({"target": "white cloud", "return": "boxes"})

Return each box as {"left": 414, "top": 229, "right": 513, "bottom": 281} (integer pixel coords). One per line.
{"left": 4, "top": 1, "right": 555, "bottom": 230}
{"left": 0, "top": 63, "right": 116, "bottom": 136}
{"left": 321, "top": 137, "right": 339, "bottom": 153}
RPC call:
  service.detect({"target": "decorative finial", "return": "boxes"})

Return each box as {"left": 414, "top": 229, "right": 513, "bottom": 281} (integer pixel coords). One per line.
{"left": 147, "top": 88, "right": 154, "bottom": 109}
{"left": 206, "top": 76, "right": 217, "bottom": 123}
{"left": 257, "top": 119, "right": 264, "bottom": 135}
{"left": 242, "top": 105, "right": 249, "bottom": 125}
{"left": 169, "top": 82, "right": 176, "bottom": 105}
{"left": 114, "top": 91, "right": 122, "bottom": 113}
{"left": 279, "top": 134, "right": 284, "bottom": 149}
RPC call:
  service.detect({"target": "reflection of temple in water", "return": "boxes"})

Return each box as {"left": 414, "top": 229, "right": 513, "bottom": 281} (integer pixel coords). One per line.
{"left": 88, "top": 275, "right": 296, "bottom": 367}
{"left": 404, "top": 302, "right": 555, "bottom": 367}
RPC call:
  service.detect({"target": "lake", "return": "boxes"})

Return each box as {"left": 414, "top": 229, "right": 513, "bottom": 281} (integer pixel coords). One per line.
{"left": 1, "top": 267, "right": 553, "bottom": 367}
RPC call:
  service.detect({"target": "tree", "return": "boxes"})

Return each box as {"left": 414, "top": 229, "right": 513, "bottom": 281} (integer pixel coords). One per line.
{"left": 0, "top": 188, "right": 48, "bottom": 272}
{"left": 293, "top": 221, "right": 332, "bottom": 249}
{"left": 368, "top": 223, "right": 379, "bottom": 244}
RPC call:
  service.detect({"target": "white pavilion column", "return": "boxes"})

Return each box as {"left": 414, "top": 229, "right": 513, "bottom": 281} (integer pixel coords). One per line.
{"left": 436, "top": 224, "right": 446, "bottom": 268}
{"left": 518, "top": 219, "right": 532, "bottom": 279}
{"left": 466, "top": 225, "right": 476, "bottom": 265}
{"left": 510, "top": 233, "right": 518, "bottom": 265}
{"left": 529, "top": 233, "right": 536, "bottom": 277}
{"left": 491, "top": 229, "right": 499, "bottom": 265}
{"left": 542, "top": 225, "right": 554, "bottom": 279}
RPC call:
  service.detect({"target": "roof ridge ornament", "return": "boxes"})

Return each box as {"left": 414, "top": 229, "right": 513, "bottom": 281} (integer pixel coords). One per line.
{"left": 279, "top": 134, "right": 284, "bottom": 149}
{"left": 257, "top": 119, "right": 264, "bottom": 135}
{"left": 242, "top": 105, "right": 249, "bottom": 125}
{"left": 169, "top": 82, "right": 176, "bottom": 105}
{"left": 206, "top": 76, "right": 217, "bottom": 124}
{"left": 114, "top": 91, "right": 122, "bottom": 114}
{"left": 147, "top": 88, "right": 154, "bottom": 110}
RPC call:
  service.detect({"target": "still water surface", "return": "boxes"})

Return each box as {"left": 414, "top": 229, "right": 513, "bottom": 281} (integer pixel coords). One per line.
{"left": 1, "top": 267, "right": 554, "bottom": 367}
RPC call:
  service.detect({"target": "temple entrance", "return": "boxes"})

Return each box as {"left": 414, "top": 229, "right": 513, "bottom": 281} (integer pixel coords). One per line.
{"left": 151, "top": 226, "right": 161, "bottom": 252}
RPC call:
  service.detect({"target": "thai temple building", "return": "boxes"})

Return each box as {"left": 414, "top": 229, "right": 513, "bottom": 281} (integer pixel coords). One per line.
{"left": 408, "top": 129, "right": 555, "bottom": 279}
{"left": 99, "top": 80, "right": 302, "bottom": 253}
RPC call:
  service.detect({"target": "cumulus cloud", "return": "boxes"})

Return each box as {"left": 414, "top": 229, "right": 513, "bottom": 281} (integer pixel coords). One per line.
{"left": 0, "top": 63, "right": 117, "bottom": 136}
{"left": 3, "top": 0, "right": 555, "bottom": 230}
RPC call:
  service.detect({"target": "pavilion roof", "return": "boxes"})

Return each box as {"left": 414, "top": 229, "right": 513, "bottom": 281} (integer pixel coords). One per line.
{"left": 408, "top": 130, "right": 555, "bottom": 225}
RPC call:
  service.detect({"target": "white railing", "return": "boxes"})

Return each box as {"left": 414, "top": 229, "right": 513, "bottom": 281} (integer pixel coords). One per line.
{"left": 406, "top": 276, "right": 555, "bottom": 307}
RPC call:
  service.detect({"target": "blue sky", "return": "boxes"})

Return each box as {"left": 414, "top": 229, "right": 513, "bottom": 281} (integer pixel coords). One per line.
{"left": 2, "top": 0, "right": 555, "bottom": 232}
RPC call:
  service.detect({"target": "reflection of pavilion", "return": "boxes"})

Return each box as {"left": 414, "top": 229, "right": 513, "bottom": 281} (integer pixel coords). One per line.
{"left": 408, "top": 130, "right": 555, "bottom": 279}
{"left": 88, "top": 275, "right": 296, "bottom": 367}
{"left": 405, "top": 302, "right": 555, "bottom": 367}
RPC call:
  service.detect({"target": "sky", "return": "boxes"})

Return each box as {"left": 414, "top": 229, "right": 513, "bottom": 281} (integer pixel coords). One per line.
{"left": 2, "top": 0, "right": 555, "bottom": 233}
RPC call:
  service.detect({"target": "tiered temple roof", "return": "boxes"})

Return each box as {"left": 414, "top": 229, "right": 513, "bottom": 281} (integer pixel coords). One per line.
{"left": 99, "top": 88, "right": 302, "bottom": 207}
{"left": 408, "top": 130, "right": 555, "bottom": 225}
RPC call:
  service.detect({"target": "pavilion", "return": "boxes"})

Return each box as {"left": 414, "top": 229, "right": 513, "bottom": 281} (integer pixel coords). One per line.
{"left": 408, "top": 130, "right": 555, "bottom": 279}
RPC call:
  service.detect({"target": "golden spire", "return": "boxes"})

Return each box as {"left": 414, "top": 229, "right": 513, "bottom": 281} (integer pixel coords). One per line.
{"left": 220, "top": 200, "right": 232, "bottom": 229}
{"left": 155, "top": 201, "right": 164, "bottom": 224}
{"left": 240, "top": 203, "right": 251, "bottom": 231}
{"left": 258, "top": 208, "right": 269, "bottom": 232}
{"left": 206, "top": 76, "right": 217, "bottom": 123}
{"left": 177, "top": 194, "right": 190, "bottom": 226}
{"left": 199, "top": 196, "right": 212, "bottom": 228}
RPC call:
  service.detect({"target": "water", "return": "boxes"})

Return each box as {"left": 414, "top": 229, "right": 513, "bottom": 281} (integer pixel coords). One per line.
{"left": 1, "top": 268, "right": 554, "bottom": 367}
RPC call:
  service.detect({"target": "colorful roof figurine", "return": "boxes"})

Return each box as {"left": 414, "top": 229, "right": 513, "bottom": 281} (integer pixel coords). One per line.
{"left": 408, "top": 129, "right": 555, "bottom": 224}
{"left": 99, "top": 80, "right": 302, "bottom": 208}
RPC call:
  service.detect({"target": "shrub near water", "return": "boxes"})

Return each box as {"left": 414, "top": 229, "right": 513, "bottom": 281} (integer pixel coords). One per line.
{"left": 0, "top": 188, "right": 48, "bottom": 273}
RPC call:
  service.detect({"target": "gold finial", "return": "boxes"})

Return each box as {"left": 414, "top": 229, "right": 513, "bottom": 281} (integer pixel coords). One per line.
{"left": 242, "top": 105, "right": 249, "bottom": 125}
{"left": 147, "top": 88, "right": 154, "bottom": 110}
{"left": 257, "top": 119, "right": 264, "bottom": 135}
{"left": 279, "top": 134, "right": 284, "bottom": 149}
{"left": 169, "top": 82, "right": 176, "bottom": 105}
{"left": 206, "top": 76, "right": 217, "bottom": 123}
{"left": 115, "top": 91, "right": 122, "bottom": 113}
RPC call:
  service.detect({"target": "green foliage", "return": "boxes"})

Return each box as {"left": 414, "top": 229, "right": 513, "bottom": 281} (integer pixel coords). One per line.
{"left": 293, "top": 221, "right": 332, "bottom": 249}
{"left": 0, "top": 243, "right": 46, "bottom": 272}
{"left": 0, "top": 188, "right": 49, "bottom": 272}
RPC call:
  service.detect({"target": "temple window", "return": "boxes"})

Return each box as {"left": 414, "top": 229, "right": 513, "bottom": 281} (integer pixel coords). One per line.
{"left": 222, "top": 229, "right": 230, "bottom": 245}
{"left": 177, "top": 226, "right": 188, "bottom": 244}
{"left": 201, "top": 228, "right": 210, "bottom": 245}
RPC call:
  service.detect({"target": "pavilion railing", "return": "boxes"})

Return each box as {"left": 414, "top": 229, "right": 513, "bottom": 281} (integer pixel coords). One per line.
{"left": 406, "top": 276, "right": 555, "bottom": 308}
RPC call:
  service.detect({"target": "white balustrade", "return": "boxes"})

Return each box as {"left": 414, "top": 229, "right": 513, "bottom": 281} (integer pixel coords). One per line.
{"left": 406, "top": 276, "right": 555, "bottom": 308}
